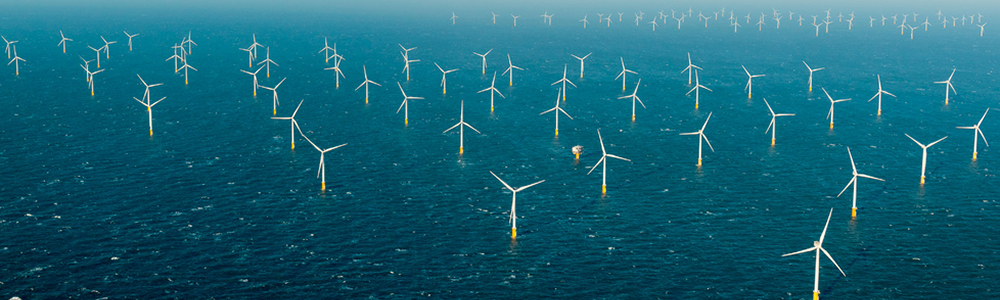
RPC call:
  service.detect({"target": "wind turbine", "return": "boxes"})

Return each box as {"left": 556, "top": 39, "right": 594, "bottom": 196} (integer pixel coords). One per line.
{"left": 580, "top": 14, "right": 589, "bottom": 28}
{"left": 570, "top": 53, "right": 591, "bottom": 79}
{"left": 501, "top": 54, "right": 523, "bottom": 86}
{"left": 763, "top": 98, "right": 794, "bottom": 146}
{"left": 479, "top": 72, "right": 506, "bottom": 113}
{"left": 317, "top": 37, "right": 335, "bottom": 63}
{"left": 680, "top": 112, "right": 715, "bottom": 167}
{"left": 323, "top": 56, "right": 346, "bottom": 89}
{"left": 473, "top": 49, "right": 492, "bottom": 75}
{"left": 166, "top": 45, "right": 183, "bottom": 72}
{"left": 905, "top": 134, "right": 948, "bottom": 185}
{"left": 260, "top": 77, "right": 286, "bottom": 115}
{"left": 57, "top": 31, "right": 72, "bottom": 53}
{"left": 868, "top": 75, "right": 895, "bottom": 116}
{"left": 551, "top": 65, "right": 576, "bottom": 101}
{"left": 934, "top": 69, "right": 957, "bottom": 105}
{"left": 123, "top": 31, "right": 138, "bottom": 51}
{"left": 297, "top": 130, "right": 347, "bottom": 191}
{"left": 271, "top": 100, "right": 304, "bottom": 150}
{"left": 956, "top": 108, "right": 990, "bottom": 160}
{"left": 81, "top": 65, "right": 104, "bottom": 96}
{"left": 100, "top": 36, "right": 117, "bottom": 59}
{"left": 742, "top": 65, "right": 765, "bottom": 99}
{"left": 132, "top": 96, "right": 167, "bottom": 137}
{"left": 685, "top": 69, "right": 712, "bottom": 110}
{"left": 616, "top": 57, "right": 638, "bottom": 92}
{"left": 511, "top": 15, "right": 520, "bottom": 27}
{"left": 396, "top": 82, "right": 423, "bottom": 126}
{"left": 178, "top": 61, "right": 197, "bottom": 85}
{"left": 2, "top": 36, "right": 16, "bottom": 59}
{"left": 182, "top": 31, "right": 197, "bottom": 55}
{"left": 822, "top": 88, "right": 850, "bottom": 130}
{"left": 978, "top": 22, "right": 987, "bottom": 36}
{"left": 490, "top": 171, "right": 544, "bottom": 240}
{"left": 781, "top": 208, "right": 847, "bottom": 300}
{"left": 587, "top": 129, "right": 631, "bottom": 194}
{"left": 248, "top": 34, "right": 264, "bottom": 59}
{"left": 837, "top": 147, "right": 885, "bottom": 218}
{"left": 433, "top": 62, "right": 458, "bottom": 94}
{"left": 399, "top": 44, "right": 418, "bottom": 81}
{"left": 257, "top": 47, "right": 278, "bottom": 78}
{"left": 136, "top": 74, "right": 163, "bottom": 104}
{"left": 680, "top": 52, "right": 702, "bottom": 85}
{"left": 354, "top": 65, "right": 381, "bottom": 104}
{"left": 8, "top": 46, "right": 25, "bottom": 76}
{"left": 802, "top": 61, "right": 824, "bottom": 92}
{"left": 443, "top": 101, "right": 481, "bottom": 155}
{"left": 491, "top": 11, "right": 499, "bottom": 24}
{"left": 618, "top": 78, "right": 646, "bottom": 122}
{"left": 87, "top": 45, "right": 102, "bottom": 68}
{"left": 450, "top": 12, "right": 459, "bottom": 25}
{"left": 540, "top": 87, "right": 573, "bottom": 136}
{"left": 240, "top": 65, "right": 265, "bottom": 97}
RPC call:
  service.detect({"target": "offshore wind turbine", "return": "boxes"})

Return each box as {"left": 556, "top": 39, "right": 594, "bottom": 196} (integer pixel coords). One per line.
{"left": 802, "top": 61, "right": 824, "bottom": 92}
{"left": 868, "top": 75, "right": 895, "bottom": 116}
{"left": 182, "top": 31, "right": 197, "bottom": 55}
{"left": 570, "top": 53, "right": 591, "bottom": 79}
{"left": 539, "top": 87, "right": 573, "bottom": 136}
{"left": 479, "top": 71, "right": 505, "bottom": 113}
{"left": 260, "top": 77, "right": 286, "bottom": 115}
{"left": 136, "top": 74, "right": 163, "bottom": 104}
{"left": 450, "top": 12, "right": 458, "bottom": 25}
{"left": 905, "top": 134, "right": 948, "bottom": 185}
{"left": 100, "top": 36, "right": 117, "bottom": 59}
{"left": 956, "top": 108, "right": 990, "bottom": 160}
{"left": 323, "top": 56, "right": 346, "bottom": 88}
{"left": 763, "top": 98, "right": 794, "bottom": 146}
{"left": 396, "top": 82, "right": 423, "bottom": 125}
{"left": 240, "top": 65, "right": 265, "bottom": 97}
{"left": 8, "top": 46, "right": 25, "bottom": 76}
{"left": 298, "top": 130, "right": 347, "bottom": 191}
{"left": 317, "top": 37, "right": 335, "bottom": 63}
{"left": 580, "top": 14, "right": 589, "bottom": 28}
{"left": 781, "top": 208, "right": 847, "bottom": 300}
{"left": 934, "top": 69, "right": 957, "bottom": 105}
{"left": 271, "top": 100, "right": 304, "bottom": 150}
{"left": 491, "top": 12, "right": 499, "bottom": 24}
{"left": 57, "top": 31, "right": 72, "bottom": 53}
{"left": 248, "top": 34, "right": 264, "bottom": 59}
{"left": 822, "top": 88, "right": 850, "bottom": 129}
{"left": 501, "top": 54, "right": 523, "bottom": 86}
{"left": 978, "top": 22, "right": 987, "bottom": 36}
{"left": 123, "top": 31, "right": 138, "bottom": 51}
{"left": 618, "top": 78, "right": 646, "bottom": 122}
{"left": 434, "top": 62, "right": 458, "bottom": 94}
{"left": 87, "top": 45, "right": 102, "bottom": 68}
{"left": 81, "top": 65, "right": 104, "bottom": 96}
{"left": 443, "top": 101, "right": 481, "bottom": 155}
{"left": 166, "top": 44, "right": 183, "bottom": 72}
{"left": 680, "top": 112, "right": 715, "bottom": 167}
{"left": 680, "top": 52, "right": 702, "bottom": 85}
{"left": 587, "top": 129, "right": 631, "bottom": 194}
{"left": 490, "top": 171, "right": 544, "bottom": 240}
{"left": 178, "top": 61, "right": 197, "bottom": 85}
{"left": 837, "top": 147, "right": 885, "bottom": 219}
{"left": 473, "top": 49, "right": 492, "bottom": 75}
{"left": 511, "top": 15, "right": 520, "bottom": 27}
{"left": 685, "top": 69, "right": 712, "bottom": 110}
{"left": 399, "top": 44, "right": 418, "bottom": 81}
{"left": 551, "top": 64, "right": 576, "bottom": 101}
{"left": 742, "top": 65, "right": 765, "bottom": 99}
{"left": 257, "top": 47, "right": 278, "bottom": 78}
{"left": 2, "top": 36, "right": 16, "bottom": 59}
{"left": 354, "top": 65, "right": 381, "bottom": 104}
{"left": 132, "top": 96, "right": 167, "bottom": 137}
{"left": 615, "top": 57, "right": 637, "bottom": 92}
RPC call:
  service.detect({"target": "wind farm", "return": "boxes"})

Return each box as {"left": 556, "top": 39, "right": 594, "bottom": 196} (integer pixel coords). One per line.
{"left": 2, "top": 3, "right": 999, "bottom": 300}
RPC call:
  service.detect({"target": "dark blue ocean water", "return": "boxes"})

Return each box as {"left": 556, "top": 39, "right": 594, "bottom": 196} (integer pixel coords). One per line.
{"left": 2, "top": 4, "right": 1000, "bottom": 299}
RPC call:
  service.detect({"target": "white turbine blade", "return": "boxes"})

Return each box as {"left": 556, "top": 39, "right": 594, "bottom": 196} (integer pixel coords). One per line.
{"left": 539, "top": 107, "right": 557, "bottom": 115}
{"left": 296, "top": 128, "right": 321, "bottom": 151}
{"left": 606, "top": 154, "right": 631, "bottom": 162}
{"left": 782, "top": 246, "right": 817, "bottom": 257}
{"left": 978, "top": 108, "right": 990, "bottom": 126}
{"left": 766, "top": 118, "right": 775, "bottom": 134}
{"left": 763, "top": 98, "right": 775, "bottom": 115}
{"left": 702, "top": 134, "right": 715, "bottom": 152}
{"left": 884, "top": 91, "right": 897, "bottom": 97}
{"left": 558, "top": 108, "right": 574, "bottom": 120}
{"left": 927, "top": 136, "right": 948, "bottom": 147}
{"left": 490, "top": 171, "right": 515, "bottom": 192}
{"left": 513, "top": 180, "right": 545, "bottom": 192}
{"left": 464, "top": 123, "right": 482, "bottom": 134}
{"left": 132, "top": 97, "right": 146, "bottom": 106}
{"left": 857, "top": 174, "right": 885, "bottom": 181}
{"left": 847, "top": 147, "right": 857, "bottom": 172}
{"left": 396, "top": 99, "right": 407, "bottom": 114}
{"left": 325, "top": 143, "right": 348, "bottom": 152}
{"left": 836, "top": 176, "right": 856, "bottom": 197}
{"left": 700, "top": 112, "right": 713, "bottom": 131}
{"left": 820, "top": 247, "right": 847, "bottom": 276}
{"left": 905, "top": 133, "right": 924, "bottom": 147}
{"left": 150, "top": 97, "right": 167, "bottom": 107}
{"left": 818, "top": 208, "right": 833, "bottom": 244}
{"left": 587, "top": 156, "right": 606, "bottom": 175}
{"left": 775, "top": 113, "right": 795, "bottom": 117}
{"left": 443, "top": 122, "right": 461, "bottom": 133}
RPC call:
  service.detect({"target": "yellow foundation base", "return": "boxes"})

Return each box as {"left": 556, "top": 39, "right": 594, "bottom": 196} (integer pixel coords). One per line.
{"left": 973, "top": 152, "right": 978, "bottom": 160}
{"left": 945, "top": 98, "right": 949, "bottom": 105}
{"left": 830, "top": 123, "right": 834, "bottom": 130}
{"left": 404, "top": 119, "right": 408, "bottom": 126}
{"left": 575, "top": 153, "right": 579, "bottom": 160}
{"left": 632, "top": 115, "right": 635, "bottom": 122}
{"left": 695, "top": 103, "right": 699, "bottom": 110}
{"left": 365, "top": 98, "right": 369, "bottom": 104}
{"left": 511, "top": 227, "right": 516, "bottom": 239}
{"left": 771, "top": 139, "right": 775, "bottom": 146}
{"left": 185, "top": 79, "right": 188, "bottom": 85}
{"left": 813, "top": 291, "right": 820, "bottom": 300}
{"left": 336, "top": 82, "right": 339, "bottom": 89}
{"left": 321, "top": 182, "right": 326, "bottom": 190}
{"left": 443, "top": 89, "right": 446, "bottom": 94}
{"left": 697, "top": 158, "right": 702, "bottom": 167}
{"left": 149, "top": 129, "right": 153, "bottom": 136}
{"left": 920, "top": 176, "right": 925, "bottom": 185}
{"left": 555, "top": 129, "right": 559, "bottom": 136}
{"left": 602, "top": 185, "right": 606, "bottom": 194}
{"left": 273, "top": 109, "right": 276, "bottom": 115}
{"left": 877, "top": 109, "right": 881, "bottom": 116}
{"left": 291, "top": 142, "right": 295, "bottom": 150}
{"left": 748, "top": 93, "right": 752, "bottom": 99}
{"left": 809, "top": 87, "right": 812, "bottom": 92}
{"left": 91, "top": 90, "right": 94, "bottom": 96}
{"left": 852, "top": 207, "right": 857, "bottom": 219}
{"left": 490, "top": 106, "right": 494, "bottom": 113}
{"left": 459, "top": 147, "right": 463, "bottom": 155}
{"left": 253, "top": 90, "right": 257, "bottom": 97}
{"left": 509, "top": 81, "right": 513, "bottom": 86}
